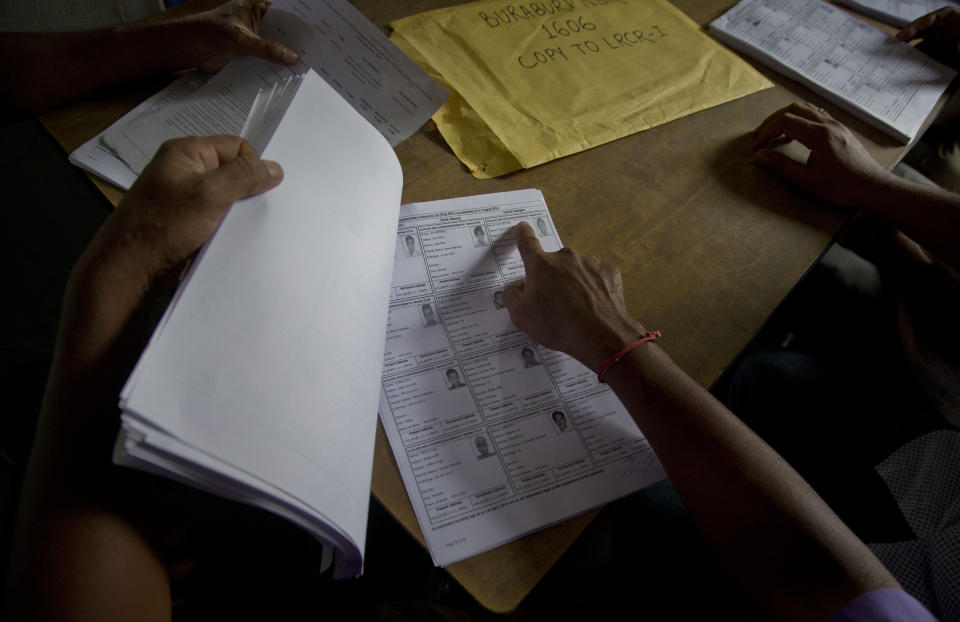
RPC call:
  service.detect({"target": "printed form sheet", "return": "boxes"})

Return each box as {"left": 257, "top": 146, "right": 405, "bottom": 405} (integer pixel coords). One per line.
{"left": 710, "top": 0, "right": 955, "bottom": 142}
{"left": 70, "top": 72, "right": 211, "bottom": 190}
{"left": 377, "top": 189, "right": 666, "bottom": 567}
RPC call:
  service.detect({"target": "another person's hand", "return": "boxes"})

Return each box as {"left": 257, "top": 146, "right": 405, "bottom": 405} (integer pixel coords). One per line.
{"left": 752, "top": 102, "right": 895, "bottom": 208}
{"left": 896, "top": 7, "right": 960, "bottom": 65}
{"left": 503, "top": 222, "right": 645, "bottom": 370}
{"left": 897, "top": 7, "right": 960, "bottom": 42}
{"left": 0, "top": 0, "right": 298, "bottom": 115}
{"left": 85, "top": 135, "right": 283, "bottom": 300}
{"left": 167, "top": 0, "right": 299, "bottom": 73}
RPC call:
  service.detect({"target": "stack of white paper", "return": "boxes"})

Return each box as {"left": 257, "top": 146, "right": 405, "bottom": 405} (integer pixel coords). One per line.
{"left": 115, "top": 69, "right": 403, "bottom": 578}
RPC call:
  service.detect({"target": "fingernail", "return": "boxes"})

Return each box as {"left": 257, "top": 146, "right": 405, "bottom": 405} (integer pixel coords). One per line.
{"left": 265, "top": 160, "right": 283, "bottom": 179}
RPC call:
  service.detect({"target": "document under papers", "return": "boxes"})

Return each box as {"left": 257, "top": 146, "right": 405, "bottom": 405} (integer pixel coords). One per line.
{"left": 69, "top": 72, "right": 211, "bottom": 189}
{"left": 74, "top": 0, "right": 447, "bottom": 187}
{"left": 710, "top": 0, "right": 956, "bottom": 143}
{"left": 377, "top": 190, "right": 666, "bottom": 567}
{"left": 835, "top": 0, "right": 960, "bottom": 28}
{"left": 390, "top": 0, "right": 771, "bottom": 178}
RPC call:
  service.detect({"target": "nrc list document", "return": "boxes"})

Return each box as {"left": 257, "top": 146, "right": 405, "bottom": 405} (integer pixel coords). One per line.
{"left": 710, "top": 0, "right": 955, "bottom": 142}
{"left": 377, "top": 189, "right": 666, "bottom": 566}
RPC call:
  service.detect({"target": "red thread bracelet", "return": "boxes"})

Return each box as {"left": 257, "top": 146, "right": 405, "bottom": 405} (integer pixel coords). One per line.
{"left": 596, "top": 331, "right": 662, "bottom": 383}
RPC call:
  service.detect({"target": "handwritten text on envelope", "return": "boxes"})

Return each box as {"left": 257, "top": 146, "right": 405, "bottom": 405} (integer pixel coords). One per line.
{"left": 392, "top": 0, "right": 772, "bottom": 177}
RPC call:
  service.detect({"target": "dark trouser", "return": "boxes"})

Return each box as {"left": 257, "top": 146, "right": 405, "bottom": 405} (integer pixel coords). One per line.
{"left": 723, "top": 244, "right": 948, "bottom": 544}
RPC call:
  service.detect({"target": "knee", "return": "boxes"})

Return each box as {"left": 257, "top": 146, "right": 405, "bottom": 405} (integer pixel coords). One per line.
{"left": 726, "top": 349, "right": 822, "bottom": 429}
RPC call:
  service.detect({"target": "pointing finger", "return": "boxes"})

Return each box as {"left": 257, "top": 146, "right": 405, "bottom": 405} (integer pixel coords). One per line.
{"left": 513, "top": 222, "right": 544, "bottom": 270}
{"left": 503, "top": 279, "right": 524, "bottom": 310}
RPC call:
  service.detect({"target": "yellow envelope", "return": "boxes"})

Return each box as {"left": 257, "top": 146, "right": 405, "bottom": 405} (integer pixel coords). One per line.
{"left": 392, "top": 0, "right": 771, "bottom": 178}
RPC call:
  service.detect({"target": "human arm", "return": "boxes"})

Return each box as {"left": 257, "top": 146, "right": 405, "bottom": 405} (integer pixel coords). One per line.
{"left": 752, "top": 102, "right": 960, "bottom": 271}
{"left": 4, "top": 136, "right": 283, "bottom": 621}
{"left": 503, "top": 222, "right": 900, "bottom": 622}
{"left": 0, "top": 0, "right": 298, "bottom": 116}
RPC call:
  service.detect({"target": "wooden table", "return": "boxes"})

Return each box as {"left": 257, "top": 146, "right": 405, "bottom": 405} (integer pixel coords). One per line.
{"left": 39, "top": 0, "right": 917, "bottom": 614}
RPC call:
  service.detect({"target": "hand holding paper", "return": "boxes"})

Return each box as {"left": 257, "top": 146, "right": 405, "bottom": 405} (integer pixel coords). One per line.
{"left": 107, "top": 136, "right": 283, "bottom": 284}
{"left": 166, "top": 0, "right": 300, "bottom": 72}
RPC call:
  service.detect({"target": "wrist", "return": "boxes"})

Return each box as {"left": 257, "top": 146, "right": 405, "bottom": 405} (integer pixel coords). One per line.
{"left": 578, "top": 316, "right": 648, "bottom": 371}
{"left": 596, "top": 330, "right": 661, "bottom": 381}
{"left": 846, "top": 170, "right": 906, "bottom": 211}
{"left": 73, "top": 224, "right": 160, "bottom": 311}
{"left": 601, "top": 341, "right": 671, "bottom": 383}
{"left": 111, "top": 21, "right": 194, "bottom": 75}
